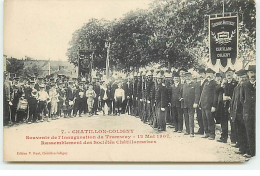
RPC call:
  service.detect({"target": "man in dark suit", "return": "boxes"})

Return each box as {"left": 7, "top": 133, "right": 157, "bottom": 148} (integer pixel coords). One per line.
{"left": 171, "top": 72, "right": 183, "bottom": 132}
{"left": 92, "top": 77, "right": 101, "bottom": 115}
{"left": 195, "top": 69, "right": 207, "bottom": 135}
{"left": 164, "top": 71, "right": 172, "bottom": 126}
{"left": 217, "top": 67, "right": 237, "bottom": 143}
{"left": 200, "top": 68, "right": 217, "bottom": 140}
{"left": 153, "top": 71, "right": 163, "bottom": 128}
{"left": 3, "top": 73, "right": 11, "bottom": 126}
{"left": 181, "top": 72, "right": 200, "bottom": 137}
{"left": 100, "top": 82, "right": 112, "bottom": 115}
{"left": 240, "top": 65, "right": 256, "bottom": 157}
{"left": 65, "top": 81, "right": 74, "bottom": 117}
{"left": 145, "top": 71, "right": 154, "bottom": 124}
{"left": 230, "top": 69, "right": 248, "bottom": 155}
{"left": 133, "top": 72, "right": 139, "bottom": 117}
{"left": 156, "top": 72, "right": 171, "bottom": 131}
{"left": 137, "top": 73, "right": 143, "bottom": 118}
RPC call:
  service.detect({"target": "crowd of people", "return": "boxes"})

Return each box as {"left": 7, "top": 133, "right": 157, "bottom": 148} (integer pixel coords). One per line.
{"left": 3, "top": 65, "right": 256, "bottom": 158}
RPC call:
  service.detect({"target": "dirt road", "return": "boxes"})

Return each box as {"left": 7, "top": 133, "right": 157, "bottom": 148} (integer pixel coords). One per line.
{"left": 3, "top": 114, "right": 246, "bottom": 162}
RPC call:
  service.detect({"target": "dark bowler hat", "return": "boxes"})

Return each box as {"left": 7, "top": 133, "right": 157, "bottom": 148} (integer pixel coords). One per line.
{"left": 247, "top": 65, "right": 256, "bottom": 72}
{"left": 178, "top": 68, "right": 188, "bottom": 73}
{"left": 197, "top": 68, "right": 206, "bottom": 74}
{"left": 14, "top": 77, "right": 20, "bottom": 80}
{"left": 172, "top": 71, "right": 180, "bottom": 77}
{"left": 206, "top": 68, "right": 215, "bottom": 74}
{"left": 226, "top": 67, "right": 235, "bottom": 73}
{"left": 236, "top": 69, "right": 247, "bottom": 76}
{"left": 29, "top": 81, "right": 35, "bottom": 84}
{"left": 184, "top": 72, "right": 192, "bottom": 76}
{"left": 215, "top": 73, "right": 222, "bottom": 77}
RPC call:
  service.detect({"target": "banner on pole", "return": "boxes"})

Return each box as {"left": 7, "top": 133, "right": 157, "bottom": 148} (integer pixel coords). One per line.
{"left": 209, "top": 16, "right": 238, "bottom": 67}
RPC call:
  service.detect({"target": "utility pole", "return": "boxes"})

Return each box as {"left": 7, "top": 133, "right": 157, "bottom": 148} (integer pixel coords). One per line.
{"left": 48, "top": 58, "right": 51, "bottom": 75}
{"left": 77, "top": 46, "right": 81, "bottom": 79}
{"left": 105, "top": 40, "right": 111, "bottom": 80}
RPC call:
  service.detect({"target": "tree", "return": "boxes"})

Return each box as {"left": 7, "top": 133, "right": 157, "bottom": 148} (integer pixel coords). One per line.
{"left": 67, "top": 0, "right": 256, "bottom": 71}
{"left": 6, "top": 58, "right": 24, "bottom": 76}
{"left": 67, "top": 19, "right": 110, "bottom": 71}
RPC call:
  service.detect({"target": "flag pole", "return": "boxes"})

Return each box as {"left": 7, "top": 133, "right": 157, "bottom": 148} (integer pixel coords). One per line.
{"left": 222, "top": 0, "right": 225, "bottom": 17}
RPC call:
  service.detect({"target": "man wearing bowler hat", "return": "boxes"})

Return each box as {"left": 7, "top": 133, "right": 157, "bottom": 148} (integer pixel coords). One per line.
{"left": 217, "top": 67, "right": 238, "bottom": 144}
{"left": 171, "top": 71, "right": 183, "bottom": 133}
{"left": 230, "top": 69, "right": 248, "bottom": 155}
{"left": 240, "top": 65, "right": 256, "bottom": 157}
{"left": 200, "top": 68, "right": 217, "bottom": 140}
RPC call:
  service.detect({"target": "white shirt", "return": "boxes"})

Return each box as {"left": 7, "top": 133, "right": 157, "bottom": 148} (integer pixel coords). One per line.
{"left": 38, "top": 90, "right": 49, "bottom": 101}
{"left": 114, "top": 88, "right": 125, "bottom": 100}
{"left": 103, "top": 87, "right": 108, "bottom": 100}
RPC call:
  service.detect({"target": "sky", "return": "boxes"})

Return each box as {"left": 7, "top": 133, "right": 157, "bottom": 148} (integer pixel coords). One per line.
{"left": 4, "top": 0, "right": 152, "bottom": 61}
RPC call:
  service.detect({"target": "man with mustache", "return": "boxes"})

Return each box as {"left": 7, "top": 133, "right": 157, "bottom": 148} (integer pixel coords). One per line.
{"left": 218, "top": 67, "right": 238, "bottom": 144}
{"left": 240, "top": 65, "right": 256, "bottom": 158}
{"left": 199, "top": 68, "right": 218, "bottom": 140}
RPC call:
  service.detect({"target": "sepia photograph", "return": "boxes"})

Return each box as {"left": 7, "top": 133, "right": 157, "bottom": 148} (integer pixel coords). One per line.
{"left": 2, "top": 0, "right": 256, "bottom": 162}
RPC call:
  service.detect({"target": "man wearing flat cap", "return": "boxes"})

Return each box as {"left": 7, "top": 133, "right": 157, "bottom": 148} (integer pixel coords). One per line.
{"left": 199, "top": 68, "right": 218, "bottom": 140}
{"left": 240, "top": 65, "right": 256, "bottom": 157}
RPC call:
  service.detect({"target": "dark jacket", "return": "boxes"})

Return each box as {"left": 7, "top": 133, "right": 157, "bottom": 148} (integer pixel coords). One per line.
{"left": 223, "top": 79, "right": 238, "bottom": 108}
{"left": 240, "top": 80, "right": 256, "bottom": 118}
{"left": 200, "top": 80, "right": 217, "bottom": 109}
{"left": 146, "top": 81, "right": 154, "bottom": 102}
{"left": 100, "top": 86, "right": 113, "bottom": 100}
{"left": 181, "top": 82, "right": 200, "bottom": 109}
{"left": 66, "top": 87, "right": 74, "bottom": 101}
{"left": 156, "top": 84, "right": 170, "bottom": 108}
{"left": 230, "top": 84, "right": 243, "bottom": 120}
{"left": 171, "top": 83, "right": 182, "bottom": 108}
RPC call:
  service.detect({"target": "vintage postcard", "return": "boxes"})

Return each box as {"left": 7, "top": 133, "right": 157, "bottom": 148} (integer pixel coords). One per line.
{"left": 3, "top": 0, "right": 256, "bottom": 162}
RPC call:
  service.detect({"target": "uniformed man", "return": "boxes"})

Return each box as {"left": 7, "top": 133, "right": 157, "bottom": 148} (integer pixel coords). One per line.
{"left": 154, "top": 70, "right": 164, "bottom": 129}
{"left": 150, "top": 70, "right": 157, "bottom": 126}
{"left": 125, "top": 74, "right": 134, "bottom": 115}
{"left": 144, "top": 71, "right": 154, "bottom": 124}
{"left": 133, "top": 72, "right": 139, "bottom": 117}
{"left": 141, "top": 70, "right": 147, "bottom": 122}
{"left": 200, "top": 68, "right": 217, "bottom": 140}
{"left": 164, "top": 71, "right": 172, "bottom": 126}
{"left": 137, "top": 72, "right": 143, "bottom": 118}
{"left": 156, "top": 72, "right": 171, "bottom": 131}
{"left": 240, "top": 65, "right": 256, "bottom": 157}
